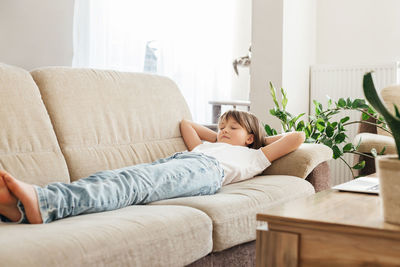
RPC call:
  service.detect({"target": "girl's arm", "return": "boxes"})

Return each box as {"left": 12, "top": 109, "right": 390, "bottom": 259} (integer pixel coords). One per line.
{"left": 180, "top": 119, "right": 218, "bottom": 151}
{"left": 264, "top": 133, "right": 290, "bottom": 145}
{"left": 261, "top": 132, "right": 305, "bottom": 162}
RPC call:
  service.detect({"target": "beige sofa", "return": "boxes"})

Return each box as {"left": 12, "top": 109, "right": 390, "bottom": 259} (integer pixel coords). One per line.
{"left": 353, "top": 85, "right": 398, "bottom": 176}
{"left": 0, "top": 63, "right": 332, "bottom": 266}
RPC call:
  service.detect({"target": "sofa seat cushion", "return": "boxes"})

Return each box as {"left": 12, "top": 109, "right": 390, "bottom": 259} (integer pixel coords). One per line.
{"left": 151, "top": 175, "right": 314, "bottom": 252}
{"left": 0, "top": 205, "right": 212, "bottom": 267}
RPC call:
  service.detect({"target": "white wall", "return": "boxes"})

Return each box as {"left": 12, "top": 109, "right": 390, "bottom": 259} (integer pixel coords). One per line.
{"left": 250, "top": 0, "right": 400, "bottom": 128}
{"left": 250, "top": 0, "right": 315, "bottom": 129}
{"left": 250, "top": 0, "right": 284, "bottom": 129}
{"left": 230, "top": 0, "right": 252, "bottom": 101}
{"left": 317, "top": 0, "right": 400, "bottom": 64}
{"left": 282, "top": 0, "right": 316, "bottom": 119}
{"left": 0, "top": 0, "right": 74, "bottom": 70}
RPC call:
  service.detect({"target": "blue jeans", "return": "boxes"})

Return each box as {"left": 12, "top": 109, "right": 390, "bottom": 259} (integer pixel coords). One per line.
{"left": 1, "top": 152, "right": 224, "bottom": 224}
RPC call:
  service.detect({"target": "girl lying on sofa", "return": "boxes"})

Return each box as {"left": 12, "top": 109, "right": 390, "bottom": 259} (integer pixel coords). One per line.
{"left": 0, "top": 110, "right": 305, "bottom": 224}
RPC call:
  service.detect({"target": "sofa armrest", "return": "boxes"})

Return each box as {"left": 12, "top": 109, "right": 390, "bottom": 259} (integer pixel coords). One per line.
{"left": 261, "top": 143, "right": 333, "bottom": 179}
{"left": 353, "top": 133, "right": 396, "bottom": 154}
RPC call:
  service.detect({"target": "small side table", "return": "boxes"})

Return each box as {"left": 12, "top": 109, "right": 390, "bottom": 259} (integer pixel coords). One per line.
{"left": 256, "top": 189, "right": 400, "bottom": 266}
{"left": 208, "top": 100, "right": 251, "bottom": 124}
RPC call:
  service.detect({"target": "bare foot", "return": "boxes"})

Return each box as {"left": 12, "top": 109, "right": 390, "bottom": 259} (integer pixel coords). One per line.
{"left": 0, "top": 170, "right": 43, "bottom": 224}
{"left": 0, "top": 173, "right": 21, "bottom": 222}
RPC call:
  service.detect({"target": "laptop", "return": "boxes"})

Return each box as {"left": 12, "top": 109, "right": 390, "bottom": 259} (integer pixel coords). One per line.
{"left": 332, "top": 176, "right": 380, "bottom": 195}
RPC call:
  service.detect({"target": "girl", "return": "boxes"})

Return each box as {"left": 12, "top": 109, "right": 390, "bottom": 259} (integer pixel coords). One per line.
{"left": 0, "top": 110, "right": 305, "bottom": 224}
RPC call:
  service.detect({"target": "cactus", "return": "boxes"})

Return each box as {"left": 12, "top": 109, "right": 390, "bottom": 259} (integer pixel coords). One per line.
{"left": 363, "top": 72, "right": 400, "bottom": 159}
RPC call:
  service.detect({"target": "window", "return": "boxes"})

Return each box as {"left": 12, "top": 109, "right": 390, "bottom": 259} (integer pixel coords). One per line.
{"left": 73, "top": 0, "right": 251, "bottom": 123}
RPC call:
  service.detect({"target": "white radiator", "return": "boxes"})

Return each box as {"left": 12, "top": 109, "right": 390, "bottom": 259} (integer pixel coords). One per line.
{"left": 310, "top": 62, "right": 400, "bottom": 185}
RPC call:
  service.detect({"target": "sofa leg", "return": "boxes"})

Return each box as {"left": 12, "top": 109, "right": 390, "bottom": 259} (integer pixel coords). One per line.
{"left": 355, "top": 154, "right": 376, "bottom": 177}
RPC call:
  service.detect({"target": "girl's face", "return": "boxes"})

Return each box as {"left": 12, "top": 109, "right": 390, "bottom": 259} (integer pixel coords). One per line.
{"left": 217, "top": 117, "right": 254, "bottom": 147}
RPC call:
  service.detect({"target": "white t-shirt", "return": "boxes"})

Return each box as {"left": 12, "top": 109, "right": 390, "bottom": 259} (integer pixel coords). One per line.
{"left": 192, "top": 142, "right": 271, "bottom": 185}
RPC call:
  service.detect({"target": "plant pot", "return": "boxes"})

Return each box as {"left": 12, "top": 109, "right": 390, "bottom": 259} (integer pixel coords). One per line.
{"left": 377, "top": 155, "right": 400, "bottom": 224}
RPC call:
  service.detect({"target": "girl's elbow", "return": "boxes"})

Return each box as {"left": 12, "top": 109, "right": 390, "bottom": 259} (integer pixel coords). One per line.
{"left": 289, "top": 131, "right": 305, "bottom": 147}
{"left": 298, "top": 131, "right": 306, "bottom": 143}
{"left": 180, "top": 119, "right": 191, "bottom": 128}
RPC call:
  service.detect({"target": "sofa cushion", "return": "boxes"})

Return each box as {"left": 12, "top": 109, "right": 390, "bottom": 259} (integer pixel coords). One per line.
{"left": 262, "top": 143, "right": 333, "bottom": 179}
{"left": 0, "top": 205, "right": 212, "bottom": 267}
{"left": 0, "top": 63, "right": 69, "bottom": 185}
{"left": 377, "top": 85, "right": 400, "bottom": 137}
{"left": 31, "top": 68, "right": 192, "bottom": 181}
{"left": 354, "top": 133, "right": 396, "bottom": 154}
{"left": 151, "top": 175, "right": 314, "bottom": 252}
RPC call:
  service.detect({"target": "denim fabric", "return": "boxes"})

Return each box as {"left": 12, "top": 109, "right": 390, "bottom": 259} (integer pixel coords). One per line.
{"left": 8, "top": 152, "right": 223, "bottom": 224}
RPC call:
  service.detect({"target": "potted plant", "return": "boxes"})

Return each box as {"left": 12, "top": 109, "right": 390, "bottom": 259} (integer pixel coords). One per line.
{"left": 265, "top": 82, "right": 389, "bottom": 178}
{"left": 363, "top": 72, "right": 400, "bottom": 224}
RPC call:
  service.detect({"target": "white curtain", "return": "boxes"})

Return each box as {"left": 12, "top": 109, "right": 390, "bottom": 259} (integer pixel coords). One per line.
{"left": 73, "top": 0, "right": 238, "bottom": 123}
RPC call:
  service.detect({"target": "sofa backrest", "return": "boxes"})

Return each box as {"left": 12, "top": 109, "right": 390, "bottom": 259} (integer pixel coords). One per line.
{"left": 377, "top": 85, "right": 400, "bottom": 137}
{"left": 31, "top": 67, "right": 192, "bottom": 181}
{"left": 0, "top": 64, "right": 70, "bottom": 185}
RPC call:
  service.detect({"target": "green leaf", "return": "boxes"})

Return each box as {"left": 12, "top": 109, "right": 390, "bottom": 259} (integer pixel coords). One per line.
{"left": 371, "top": 148, "right": 377, "bottom": 157}
{"left": 321, "top": 138, "right": 333, "bottom": 148}
{"left": 362, "top": 113, "right": 370, "bottom": 120}
{"left": 316, "top": 119, "right": 325, "bottom": 132}
{"left": 395, "top": 104, "right": 400, "bottom": 119}
{"left": 285, "top": 110, "right": 294, "bottom": 118}
{"left": 264, "top": 124, "right": 275, "bottom": 136}
{"left": 351, "top": 99, "right": 367, "bottom": 109}
{"left": 335, "top": 133, "right": 346, "bottom": 143}
{"left": 305, "top": 125, "right": 312, "bottom": 137}
{"left": 363, "top": 72, "right": 400, "bottom": 125}
{"left": 346, "top": 98, "right": 352, "bottom": 108}
{"left": 332, "top": 145, "right": 342, "bottom": 159}
{"left": 354, "top": 135, "right": 362, "bottom": 149}
{"left": 295, "top": 113, "right": 305, "bottom": 122}
{"left": 338, "top": 122, "right": 345, "bottom": 131}
{"left": 296, "top": 120, "right": 305, "bottom": 131}
{"left": 274, "top": 110, "right": 288, "bottom": 124}
{"left": 343, "top": 143, "right": 353, "bottom": 152}
{"left": 325, "top": 125, "right": 334, "bottom": 137}
{"left": 289, "top": 113, "right": 305, "bottom": 130}
{"left": 281, "top": 122, "right": 288, "bottom": 132}
{"left": 269, "top": 82, "right": 280, "bottom": 109}
{"left": 340, "top": 116, "right": 350, "bottom": 124}
{"left": 314, "top": 100, "right": 321, "bottom": 115}
{"left": 281, "top": 88, "right": 288, "bottom": 110}
{"left": 379, "top": 146, "right": 386, "bottom": 155}
{"left": 368, "top": 106, "right": 376, "bottom": 115}
{"left": 337, "top": 98, "right": 346, "bottom": 108}
{"left": 288, "top": 120, "right": 294, "bottom": 130}
{"left": 327, "top": 96, "right": 332, "bottom": 109}
{"left": 352, "top": 161, "right": 366, "bottom": 170}
{"left": 312, "top": 133, "right": 321, "bottom": 140}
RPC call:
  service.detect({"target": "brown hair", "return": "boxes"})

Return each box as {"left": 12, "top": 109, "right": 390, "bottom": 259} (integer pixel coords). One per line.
{"left": 218, "top": 110, "right": 266, "bottom": 149}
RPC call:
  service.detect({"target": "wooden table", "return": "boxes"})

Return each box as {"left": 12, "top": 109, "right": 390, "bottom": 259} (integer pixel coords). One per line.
{"left": 256, "top": 189, "right": 400, "bottom": 266}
